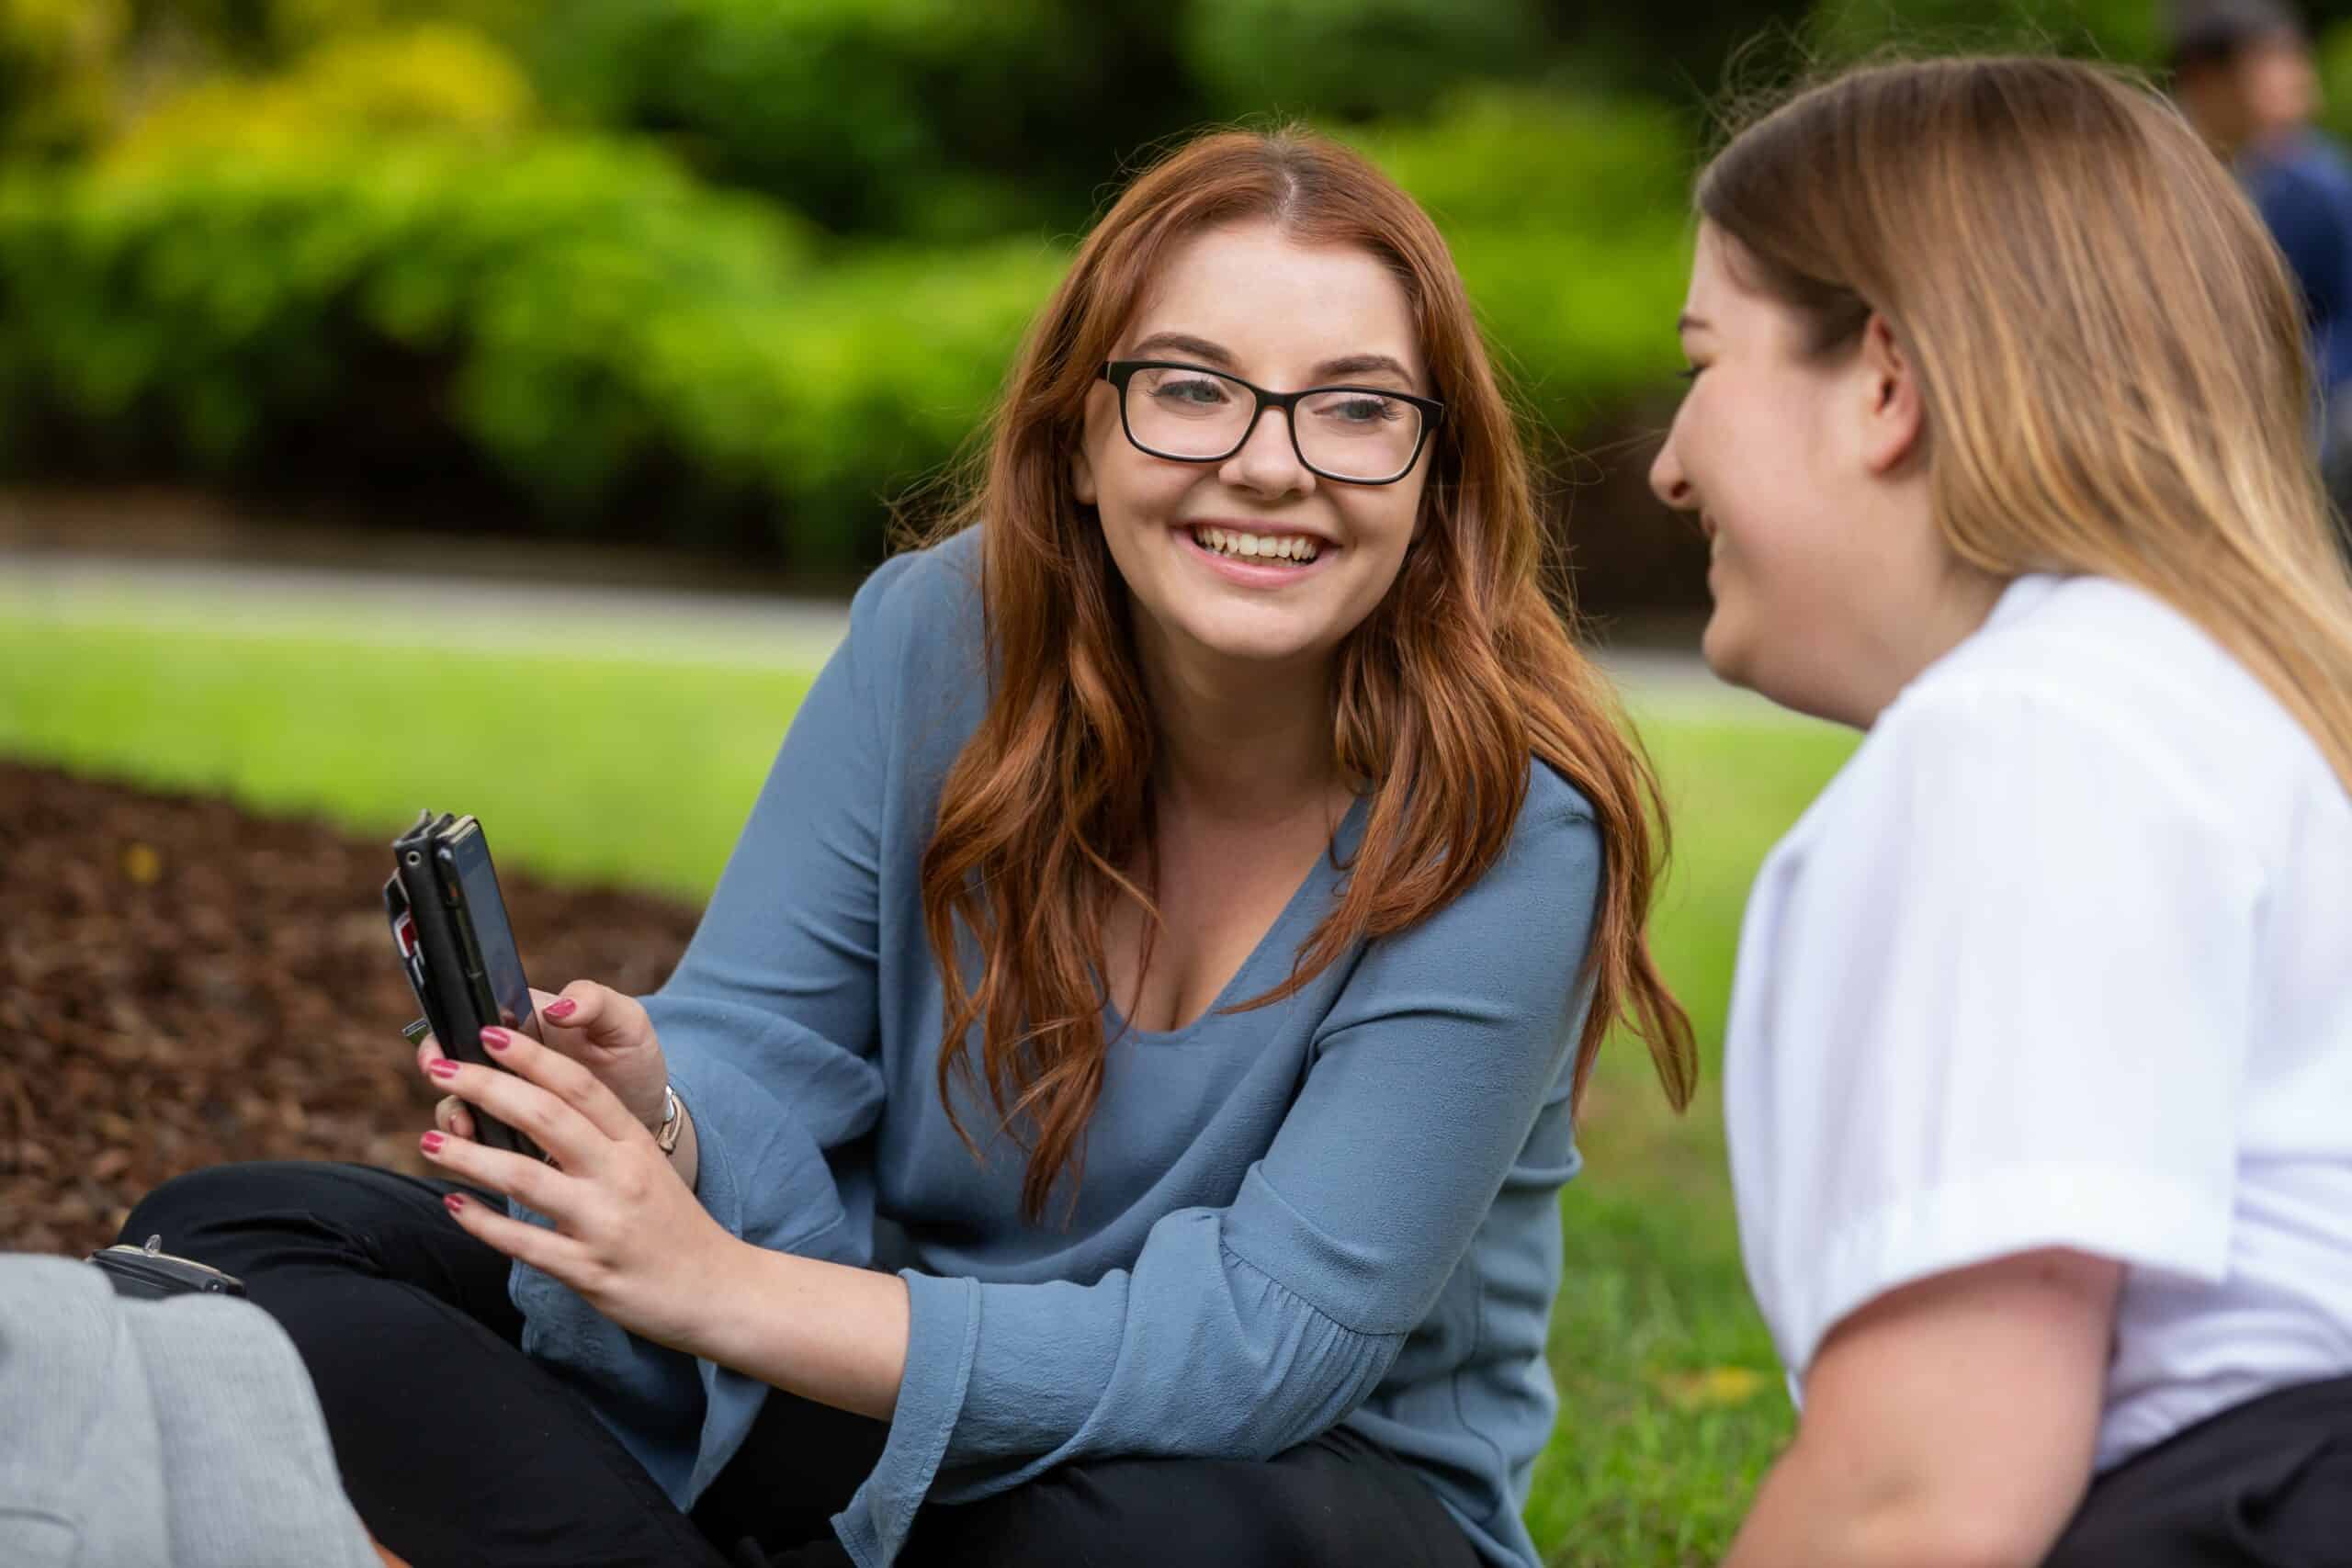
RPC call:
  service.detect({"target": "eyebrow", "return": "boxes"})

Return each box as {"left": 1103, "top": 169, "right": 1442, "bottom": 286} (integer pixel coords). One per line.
{"left": 1311, "top": 352, "right": 1415, "bottom": 385}
{"left": 1125, "top": 332, "right": 1419, "bottom": 389}
{"left": 1129, "top": 331, "right": 1238, "bottom": 367}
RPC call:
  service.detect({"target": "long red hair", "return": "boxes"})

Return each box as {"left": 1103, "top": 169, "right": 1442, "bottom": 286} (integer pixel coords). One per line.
{"left": 920, "top": 127, "right": 1695, "bottom": 1222}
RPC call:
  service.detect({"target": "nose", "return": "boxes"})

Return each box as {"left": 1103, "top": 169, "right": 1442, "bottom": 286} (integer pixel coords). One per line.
{"left": 1219, "top": 404, "right": 1315, "bottom": 499}
{"left": 1649, "top": 428, "right": 1695, "bottom": 513}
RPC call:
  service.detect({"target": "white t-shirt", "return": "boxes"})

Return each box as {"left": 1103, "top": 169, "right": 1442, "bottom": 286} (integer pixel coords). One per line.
{"left": 1724, "top": 571, "right": 2352, "bottom": 1472}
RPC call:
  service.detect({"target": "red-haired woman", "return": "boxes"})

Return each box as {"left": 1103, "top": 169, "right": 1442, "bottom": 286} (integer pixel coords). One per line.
{"left": 124, "top": 128, "right": 1693, "bottom": 1568}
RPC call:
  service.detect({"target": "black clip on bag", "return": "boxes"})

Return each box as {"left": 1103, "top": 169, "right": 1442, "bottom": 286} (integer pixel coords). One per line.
{"left": 87, "top": 1235, "right": 248, "bottom": 1300}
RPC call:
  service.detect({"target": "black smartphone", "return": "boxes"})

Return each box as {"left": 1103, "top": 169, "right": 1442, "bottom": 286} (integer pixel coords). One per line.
{"left": 385, "top": 810, "right": 543, "bottom": 1159}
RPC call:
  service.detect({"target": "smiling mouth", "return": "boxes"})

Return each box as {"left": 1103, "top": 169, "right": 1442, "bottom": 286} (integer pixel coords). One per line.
{"left": 1188, "top": 525, "right": 1325, "bottom": 566}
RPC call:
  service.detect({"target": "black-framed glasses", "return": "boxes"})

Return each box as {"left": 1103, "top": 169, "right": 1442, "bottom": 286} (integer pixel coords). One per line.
{"left": 1100, "top": 360, "right": 1443, "bottom": 486}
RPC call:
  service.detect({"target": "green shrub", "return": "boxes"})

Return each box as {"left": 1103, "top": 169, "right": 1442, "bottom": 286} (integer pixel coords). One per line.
{"left": 1361, "top": 85, "right": 1695, "bottom": 231}
{"left": 0, "top": 134, "right": 1063, "bottom": 568}
{"left": 0, "top": 2, "right": 548, "bottom": 157}
{"left": 530, "top": 0, "right": 1101, "bottom": 238}
{"left": 1358, "top": 87, "right": 1697, "bottom": 424}
{"left": 0, "top": 0, "right": 130, "bottom": 156}
{"left": 0, "top": 78, "right": 1721, "bottom": 568}
{"left": 109, "top": 23, "right": 537, "bottom": 159}
{"left": 2318, "top": 20, "right": 2352, "bottom": 147}
{"left": 1182, "top": 0, "right": 1549, "bottom": 122}
{"left": 1807, "top": 0, "right": 2159, "bottom": 64}
{"left": 130, "top": 0, "right": 547, "bottom": 65}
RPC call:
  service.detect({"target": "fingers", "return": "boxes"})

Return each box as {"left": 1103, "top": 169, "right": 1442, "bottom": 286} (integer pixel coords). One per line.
{"left": 426, "top": 1044, "right": 594, "bottom": 1172}
{"left": 427, "top": 1026, "right": 646, "bottom": 1165}
{"left": 413, "top": 1033, "right": 482, "bottom": 1147}
{"left": 433, "top": 1188, "right": 576, "bottom": 1278}
{"left": 412, "top": 986, "right": 655, "bottom": 1153}
{"left": 413, "top": 1032, "right": 472, "bottom": 1136}
{"left": 526, "top": 987, "right": 564, "bottom": 1043}
{"left": 538, "top": 980, "right": 655, "bottom": 1052}
{"left": 417, "top": 1122, "right": 567, "bottom": 1217}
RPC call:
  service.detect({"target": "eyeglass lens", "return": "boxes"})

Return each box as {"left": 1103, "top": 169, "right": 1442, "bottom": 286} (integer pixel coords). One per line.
{"left": 1123, "top": 366, "right": 1423, "bottom": 481}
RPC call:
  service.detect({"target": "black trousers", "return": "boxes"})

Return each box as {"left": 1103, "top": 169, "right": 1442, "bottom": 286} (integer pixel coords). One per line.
{"left": 121, "top": 1162, "right": 1483, "bottom": 1568}
{"left": 2043, "top": 1371, "right": 2352, "bottom": 1568}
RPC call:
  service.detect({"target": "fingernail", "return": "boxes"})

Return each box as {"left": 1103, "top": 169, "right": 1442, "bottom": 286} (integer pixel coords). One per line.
{"left": 427, "top": 1058, "right": 459, "bottom": 1080}
{"left": 444, "top": 1193, "right": 467, "bottom": 1216}
{"left": 481, "top": 1027, "right": 513, "bottom": 1052}
{"left": 420, "top": 1131, "right": 445, "bottom": 1155}
{"left": 544, "top": 998, "right": 577, "bottom": 1021}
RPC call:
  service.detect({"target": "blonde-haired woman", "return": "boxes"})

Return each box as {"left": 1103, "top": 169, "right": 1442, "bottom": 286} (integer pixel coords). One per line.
{"left": 1650, "top": 55, "right": 2352, "bottom": 1567}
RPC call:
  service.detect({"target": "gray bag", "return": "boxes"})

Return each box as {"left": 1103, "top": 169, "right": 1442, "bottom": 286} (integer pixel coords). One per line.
{"left": 0, "top": 1254, "right": 381, "bottom": 1568}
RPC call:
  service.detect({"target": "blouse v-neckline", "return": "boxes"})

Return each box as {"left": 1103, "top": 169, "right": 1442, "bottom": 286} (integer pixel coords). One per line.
{"left": 1102, "top": 792, "right": 1372, "bottom": 1046}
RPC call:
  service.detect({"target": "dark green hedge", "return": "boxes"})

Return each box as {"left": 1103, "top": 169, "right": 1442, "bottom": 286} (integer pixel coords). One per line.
{"left": 0, "top": 132, "right": 1056, "bottom": 567}
{"left": 0, "top": 84, "right": 1698, "bottom": 570}
{"left": 528, "top": 0, "right": 1176, "bottom": 240}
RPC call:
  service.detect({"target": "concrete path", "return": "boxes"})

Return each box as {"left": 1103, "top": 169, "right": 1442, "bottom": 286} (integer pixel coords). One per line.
{"left": 1, "top": 549, "right": 1797, "bottom": 720}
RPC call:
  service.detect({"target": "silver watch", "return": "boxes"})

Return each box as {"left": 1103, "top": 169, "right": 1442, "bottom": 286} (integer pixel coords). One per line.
{"left": 652, "top": 1082, "right": 684, "bottom": 1156}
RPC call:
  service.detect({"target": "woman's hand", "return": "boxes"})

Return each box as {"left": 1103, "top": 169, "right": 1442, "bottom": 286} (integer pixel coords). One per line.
{"left": 419, "top": 981, "right": 669, "bottom": 1143}
{"left": 414, "top": 1024, "right": 743, "bottom": 1354}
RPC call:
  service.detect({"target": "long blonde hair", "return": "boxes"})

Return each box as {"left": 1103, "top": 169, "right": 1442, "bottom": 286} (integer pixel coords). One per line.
{"left": 918, "top": 128, "right": 1696, "bottom": 1221}
{"left": 1701, "top": 54, "right": 2352, "bottom": 790}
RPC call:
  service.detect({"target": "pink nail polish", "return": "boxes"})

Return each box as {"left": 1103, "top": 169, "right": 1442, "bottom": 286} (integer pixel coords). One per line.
{"left": 427, "top": 1058, "right": 459, "bottom": 1080}
{"left": 544, "top": 998, "right": 577, "bottom": 1021}
{"left": 480, "top": 1027, "right": 512, "bottom": 1052}
{"left": 420, "top": 1132, "right": 445, "bottom": 1155}
{"left": 444, "top": 1193, "right": 467, "bottom": 1215}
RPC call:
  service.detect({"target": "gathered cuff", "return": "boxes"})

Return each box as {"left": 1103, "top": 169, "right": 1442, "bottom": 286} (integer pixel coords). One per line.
{"left": 510, "top": 1009, "right": 865, "bottom": 1509}
{"left": 830, "top": 1271, "right": 980, "bottom": 1567}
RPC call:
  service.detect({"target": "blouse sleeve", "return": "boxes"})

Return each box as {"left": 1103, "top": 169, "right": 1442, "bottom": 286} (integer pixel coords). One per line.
{"left": 1727, "top": 679, "right": 2264, "bottom": 1387}
{"left": 508, "top": 554, "right": 913, "bottom": 1503}
{"left": 831, "top": 792, "right": 1604, "bottom": 1566}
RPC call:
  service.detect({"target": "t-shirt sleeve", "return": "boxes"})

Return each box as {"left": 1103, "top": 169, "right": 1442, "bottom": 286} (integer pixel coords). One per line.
{"left": 1730, "top": 681, "right": 2263, "bottom": 1386}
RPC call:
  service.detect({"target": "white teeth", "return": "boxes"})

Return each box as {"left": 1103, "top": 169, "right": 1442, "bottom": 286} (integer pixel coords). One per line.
{"left": 1194, "top": 526, "right": 1318, "bottom": 564}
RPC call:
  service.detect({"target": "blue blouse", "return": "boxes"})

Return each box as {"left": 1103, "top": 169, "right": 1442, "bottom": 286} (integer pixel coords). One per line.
{"left": 511, "top": 528, "right": 1604, "bottom": 1567}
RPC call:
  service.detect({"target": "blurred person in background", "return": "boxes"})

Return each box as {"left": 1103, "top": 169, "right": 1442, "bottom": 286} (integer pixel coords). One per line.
{"left": 1653, "top": 54, "right": 2352, "bottom": 1568}
{"left": 2169, "top": 0, "right": 2352, "bottom": 556}
{"left": 115, "top": 127, "right": 1696, "bottom": 1568}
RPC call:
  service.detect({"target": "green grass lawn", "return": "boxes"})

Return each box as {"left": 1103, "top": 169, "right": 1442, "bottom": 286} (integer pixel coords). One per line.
{"left": 0, "top": 594, "right": 1857, "bottom": 1566}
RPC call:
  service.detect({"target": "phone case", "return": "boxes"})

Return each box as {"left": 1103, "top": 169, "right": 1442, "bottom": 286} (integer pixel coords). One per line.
{"left": 386, "top": 810, "right": 543, "bottom": 1159}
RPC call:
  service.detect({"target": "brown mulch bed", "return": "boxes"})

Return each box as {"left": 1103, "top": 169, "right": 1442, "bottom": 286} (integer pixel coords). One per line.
{"left": 1, "top": 761, "right": 701, "bottom": 1258}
